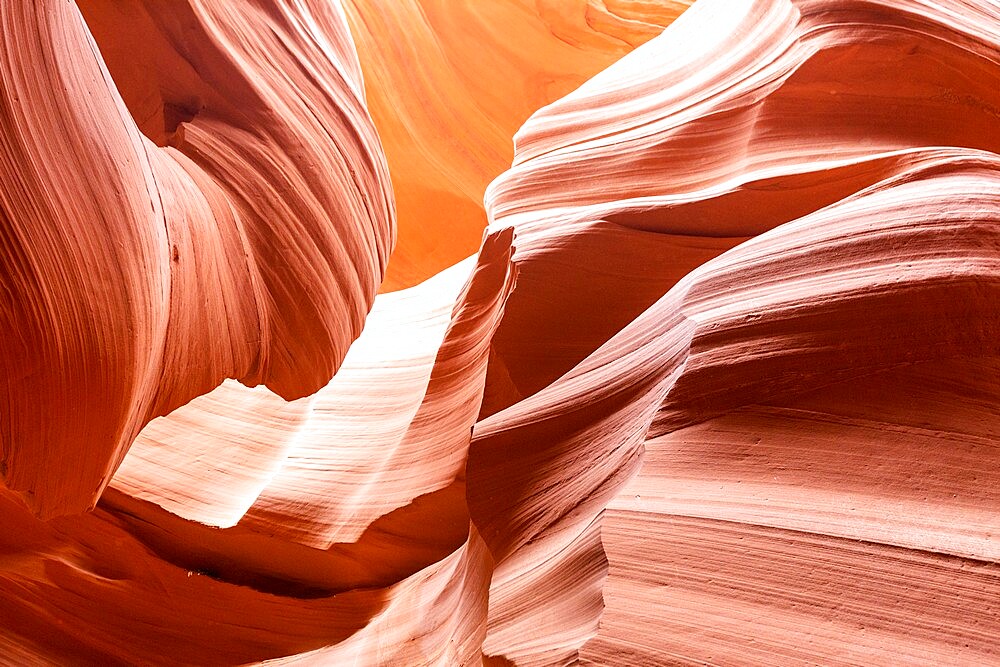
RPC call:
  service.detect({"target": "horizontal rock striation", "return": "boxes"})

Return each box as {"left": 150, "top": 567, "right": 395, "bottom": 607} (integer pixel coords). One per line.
{"left": 1, "top": 0, "right": 998, "bottom": 664}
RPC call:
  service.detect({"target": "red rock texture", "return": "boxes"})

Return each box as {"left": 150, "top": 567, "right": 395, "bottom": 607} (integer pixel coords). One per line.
{"left": 2, "top": 0, "right": 395, "bottom": 519}
{"left": 1, "top": 0, "right": 999, "bottom": 664}
{"left": 341, "top": 0, "right": 686, "bottom": 291}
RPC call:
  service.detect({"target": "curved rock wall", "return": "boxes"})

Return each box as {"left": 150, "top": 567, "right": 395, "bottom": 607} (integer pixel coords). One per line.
{"left": 1, "top": 0, "right": 998, "bottom": 664}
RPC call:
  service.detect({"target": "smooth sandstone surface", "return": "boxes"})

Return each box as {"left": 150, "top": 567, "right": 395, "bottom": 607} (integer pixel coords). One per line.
{"left": 343, "top": 0, "right": 686, "bottom": 290}
{"left": 2, "top": 0, "right": 395, "bottom": 518}
{"left": 1, "top": 0, "right": 999, "bottom": 665}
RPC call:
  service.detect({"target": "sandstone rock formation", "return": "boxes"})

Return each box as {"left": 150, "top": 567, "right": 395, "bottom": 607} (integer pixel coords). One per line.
{"left": 1, "top": 0, "right": 999, "bottom": 664}
{"left": 2, "top": 0, "right": 395, "bottom": 519}
{"left": 342, "top": 0, "right": 686, "bottom": 290}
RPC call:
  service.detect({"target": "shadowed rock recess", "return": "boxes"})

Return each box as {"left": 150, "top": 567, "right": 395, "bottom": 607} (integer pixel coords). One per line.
{"left": 1, "top": 0, "right": 998, "bottom": 664}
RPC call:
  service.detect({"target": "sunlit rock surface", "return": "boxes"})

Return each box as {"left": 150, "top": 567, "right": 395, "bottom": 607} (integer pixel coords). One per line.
{"left": 1, "top": 0, "right": 999, "bottom": 664}
{"left": 343, "top": 0, "right": 686, "bottom": 290}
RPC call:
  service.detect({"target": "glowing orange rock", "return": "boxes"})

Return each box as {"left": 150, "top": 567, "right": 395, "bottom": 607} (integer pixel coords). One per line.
{"left": 342, "top": 0, "right": 685, "bottom": 290}
{"left": 2, "top": 0, "right": 1000, "bottom": 663}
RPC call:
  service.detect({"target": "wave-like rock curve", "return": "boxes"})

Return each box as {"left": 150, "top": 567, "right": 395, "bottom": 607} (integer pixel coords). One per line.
{"left": 1, "top": 0, "right": 999, "bottom": 664}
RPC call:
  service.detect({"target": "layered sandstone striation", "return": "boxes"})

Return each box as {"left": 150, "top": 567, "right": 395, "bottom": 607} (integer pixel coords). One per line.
{"left": 2, "top": 0, "right": 395, "bottom": 519}
{"left": 342, "top": 0, "right": 686, "bottom": 290}
{"left": 1, "top": 0, "right": 999, "bottom": 664}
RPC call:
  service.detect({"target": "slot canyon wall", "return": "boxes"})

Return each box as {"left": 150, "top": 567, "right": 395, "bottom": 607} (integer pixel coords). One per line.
{"left": 0, "top": 0, "right": 998, "bottom": 664}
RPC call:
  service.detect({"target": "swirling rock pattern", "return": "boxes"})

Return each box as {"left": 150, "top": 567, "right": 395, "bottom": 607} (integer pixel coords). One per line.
{"left": 1, "top": 0, "right": 999, "bottom": 664}
{"left": 342, "top": 0, "right": 686, "bottom": 290}
{"left": 1, "top": 0, "right": 395, "bottom": 519}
